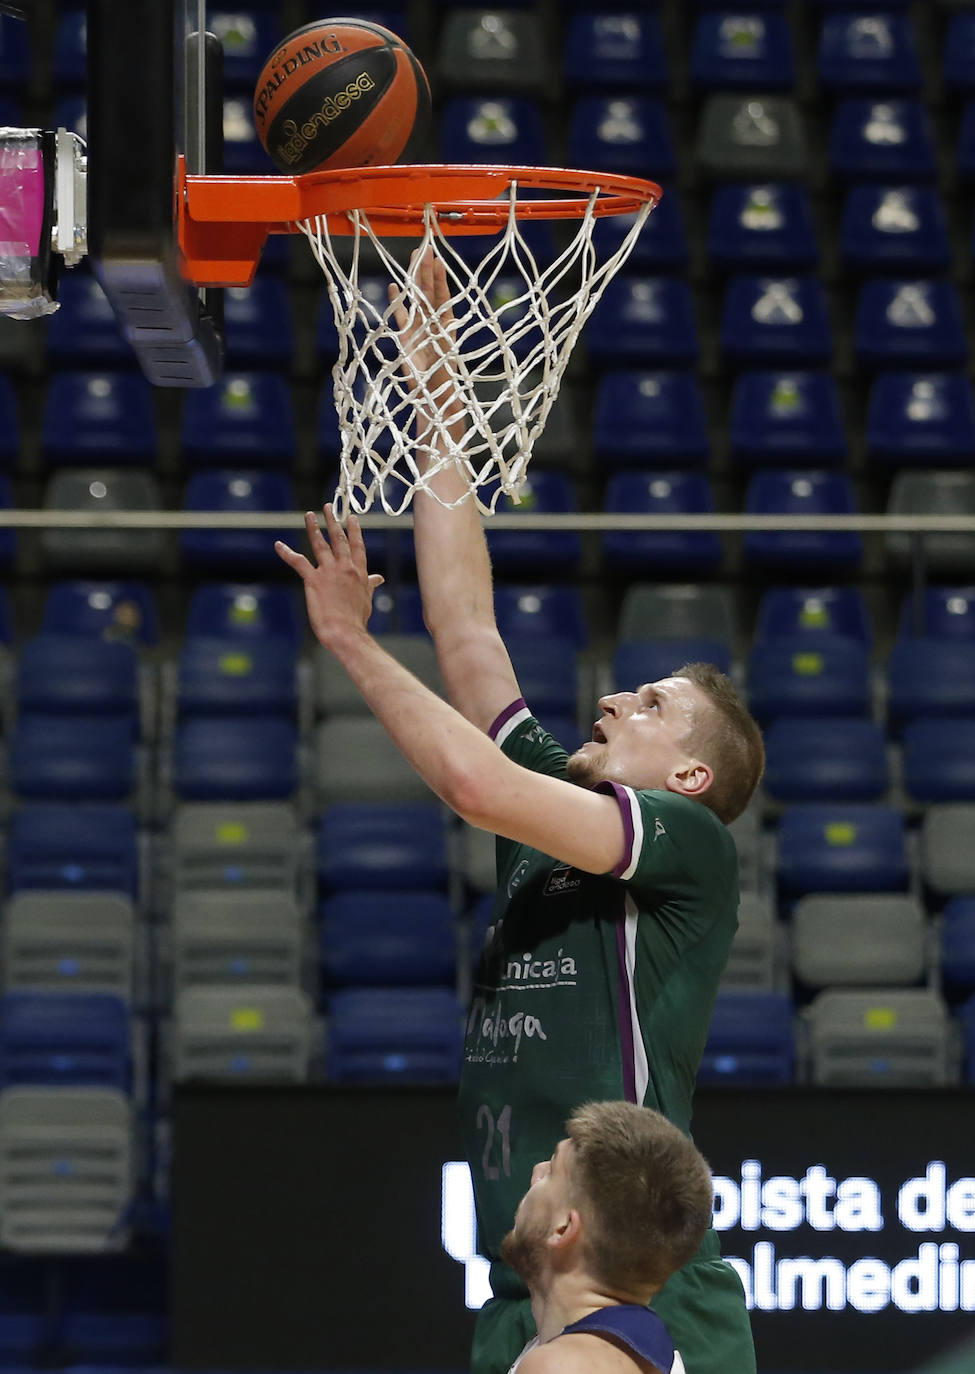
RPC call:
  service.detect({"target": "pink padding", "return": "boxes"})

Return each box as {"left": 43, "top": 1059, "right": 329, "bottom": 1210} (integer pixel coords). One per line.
{"left": 0, "top": 145, "right": 44, "bottom": 256}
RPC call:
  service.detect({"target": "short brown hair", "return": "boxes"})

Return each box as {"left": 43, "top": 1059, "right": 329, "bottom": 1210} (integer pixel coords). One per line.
{"left": 673, "top": 662, "right": 765, "bottom": 824}
{"left": 566, "top": 1101, "right": 713, "bottom": 1299}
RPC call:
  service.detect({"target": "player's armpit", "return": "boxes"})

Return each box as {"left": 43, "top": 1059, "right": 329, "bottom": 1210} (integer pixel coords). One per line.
{"left": 430, "top": 622, "right": 521, "bottom": 735}
{"left": 463, "top": 762, "right": 627, "bottom": 876}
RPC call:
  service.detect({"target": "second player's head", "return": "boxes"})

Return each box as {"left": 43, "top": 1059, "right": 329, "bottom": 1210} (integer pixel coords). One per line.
{"left": 500, "top": 1100, "right": 714, "bottom": 1305}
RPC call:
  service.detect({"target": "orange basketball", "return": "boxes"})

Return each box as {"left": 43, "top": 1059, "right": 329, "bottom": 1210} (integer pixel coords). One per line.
{"left": 253, "top": 17, "right": 430, "bottom": 175}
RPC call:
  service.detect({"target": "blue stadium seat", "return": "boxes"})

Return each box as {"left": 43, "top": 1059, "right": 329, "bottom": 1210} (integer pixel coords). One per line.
{"left": 593, "top": 371, "right": 709, "bottom": 468}
{"left": 943, "top": 15, "right": 975, "bottom": 96}
{"left": 818, "top": 12, "right": 922, "bottom": 94}
{"left": 867, "top": 373, "right": 975, "bottom": 468}
{"left": 730, "top": 371, "right": 847, "bottom": 467}
{"left": 597, "top": 190, "right": 688, "bottom": 273}
{"left": 173, "top": 717, "right": 298, "bottom": 801}
{"left": 181, "top": 372, "right": 297, "bottom": 467}
{"left": 61, "top": 1252, "right": 168, "bottom": 1368}
{"left": 210, "top": 9, "right": 281, "bottom": 88}
{"left": 720, "top": 276, "right": 832, "bottom": 368}
{"left": 325, "top": 987, "right": 463, "bottom": 1082}
{"left": 587, "top": 278, "right": 698, "bottom": 367}
{"left": 177, "top": 639, "right": 298, "bottom": 718}
{"left": 0, "top": 373, "right": 19, "bottom": 468}
{"left": 706, "top": 184, "right": 818, "bottom": 274}
{"left": 0, "top": 475, "right": 13, "bottom": 567}
{"left": 776, "top": 804, "right": 909, "bottom": 897}
{"left": 764, "top": 717, "right": 889, "bottom": 803}
{"left": 494, "top": 585, "right": 589, "bottom": 646}
{"left": 180, "top": 470, "right": 295, "bottom": 569}
{"left": 690, "top": 11, "right": 795, "bottom": 91}
{"left": 747, "top": 636, "right": 872, "bottom": 722}
{"left": 42, "top": 372, "right": 157, "bottom": 465}
{"left": 697, "top": 991, "right": 795, "bottom": 1085}
{"left": 602, "top": 471, "right": 723, "bottom": 575}
{"left": 829, "top": 99, "right": 937, "bottom": 182}
{"left": 854, "top": 280, "right": 968, "bottom": 370}
{"left": 840, "top": 186, "right": 951, "bottom": 275}
{"left": 743, "top": 471, "right": 863, "bottom": 573}
{"left": 222, "top": 95, "right": 264, "bottom": 173}
{"left": 897, "top": 585, "right": 975, "bottom": 640}
{"left": 566, "top": 97, "right": 676, "bottom": 179}
{"left": 320, "top": 891, "right": 457, "bottom": 988}
{"left": 0, "top": 992, "right": 131, "bottom": 1092}
{"left": 6, "top": 805, "right": 139, "bottom": 898}
{"left": 563, "top": 11, "right": 667, "bottom": 92}
{"left": 755, "top": 586, "right": 874, "bottom": 647}
{"left": 439, "top": 96, "right": 548, "bottom": 164}
{"left": 52, "top": 7, "right": 87, "bottom": 86}
{"left": 16, "top": 635, "right": 139, "bottom": 725}
{"left": 613, "top": 637, "right": 733, "bottom": 685}
{"left": 45, "top": 271, "right": 130, "bottom": 365}
{"left": 506, "top": 636, "right": 581, "bottom": 717}
{"left": 941, "top": 897, "right": 975, "bottom": 996}
{"left": 448, "top": 220, "right": 559, "bottom": 272}
{"left": 41, "top": 580, "right": 159, "bottom": 645}
{"left": 485, "top": 471, "right": 582, "bottom": 577}
{"left": 8, "top": 716, "right": 135, "bottom": 801}
{"left": 186, "top": 582, "right": 303, "bottom": 647}
{"left": 591, "top": 201, "right": 687, "bottom": 274}
{"left": 367, "top": 583, "right": 426, "bottom": 636}
{"left": 222, "top": 281, "right": 294, "bottom": 369}
{"left": 888, "top": 639, "right": 975, "bottom": 733}
{"left": 317, "top": 802, "right": 449, "bottom": 892}
{"left": 904, "top": 720, "right": 975, "bottom": 804}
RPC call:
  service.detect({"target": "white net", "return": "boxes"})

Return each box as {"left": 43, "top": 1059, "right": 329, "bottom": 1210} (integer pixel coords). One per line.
{"left": 299, "top": 186, "right": 655, "bottom": 516}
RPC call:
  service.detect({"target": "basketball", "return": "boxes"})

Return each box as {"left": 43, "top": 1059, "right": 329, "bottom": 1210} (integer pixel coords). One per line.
{"left": 252, "top": 18, "right": 431, "bottom": 175}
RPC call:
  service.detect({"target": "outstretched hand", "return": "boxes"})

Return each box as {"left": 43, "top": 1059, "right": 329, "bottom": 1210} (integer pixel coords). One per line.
{"left": 274, "top": 504, "right": 384, "bottom": 649}
{"left": 388, "top": 246, "right": 458, "bottom": 402}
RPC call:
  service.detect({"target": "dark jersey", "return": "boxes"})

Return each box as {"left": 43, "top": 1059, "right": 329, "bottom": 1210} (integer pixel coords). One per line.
{"left": 510, "top": 1304, "right": 683, "bottom": 1374}
{"left": 459, "top": 701, "right": 740, "bottom": 1297}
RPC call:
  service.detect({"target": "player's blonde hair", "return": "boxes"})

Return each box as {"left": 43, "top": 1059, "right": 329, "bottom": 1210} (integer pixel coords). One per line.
{"left": 566, "top": 1101, "right": 714, "bottom": 1299}
{"left": 673, "top": 662, "right": 765, "bottom": 824}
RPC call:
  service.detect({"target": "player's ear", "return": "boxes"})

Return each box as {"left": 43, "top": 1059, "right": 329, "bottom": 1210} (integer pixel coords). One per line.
{"left": 667, "top": 758, "right": 713, "bottom": 799}
{"left": 548, "top": 1207, "right": 583, "bottom": 1252}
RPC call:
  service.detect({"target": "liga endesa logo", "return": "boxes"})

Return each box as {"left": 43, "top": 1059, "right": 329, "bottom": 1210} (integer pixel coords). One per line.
{"left": 274, "top": 72, "right": 377, "bottom": 167}
{"left": 254, "top": 33, "right": 346, "bottom": 127}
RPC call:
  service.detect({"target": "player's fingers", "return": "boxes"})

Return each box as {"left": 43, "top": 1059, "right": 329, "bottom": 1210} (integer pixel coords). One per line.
{"left": 346, "top": 513, "right": 369, "bottom": 571}
{"left": 368, "top": 573, "right": 385, "bottom": 590}
{"left": 274, "top": 540, "right": 312, "bottom": 577}
{"left": 304, "top": 509, "right": 329, "bottom": 560}
{"left": 388, "top": 281, "right": 408, "bottom": 332}
{"left": 322, "top": 502, "right": 348, "bottom": 557}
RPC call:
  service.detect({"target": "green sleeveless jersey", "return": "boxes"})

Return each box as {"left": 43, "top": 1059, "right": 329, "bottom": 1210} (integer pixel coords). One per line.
{"left": 459, "top": 700, "right": 740, "bottom": 1297}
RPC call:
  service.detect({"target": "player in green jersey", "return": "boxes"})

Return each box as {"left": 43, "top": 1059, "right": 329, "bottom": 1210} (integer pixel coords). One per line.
{"left": 275, "top": 251, "right": 765, "bottom": 1374}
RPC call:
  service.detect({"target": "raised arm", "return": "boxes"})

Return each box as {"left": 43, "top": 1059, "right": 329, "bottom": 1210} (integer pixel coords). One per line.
{"left": 390, "top": 249, "right": 520, "bottom": 733}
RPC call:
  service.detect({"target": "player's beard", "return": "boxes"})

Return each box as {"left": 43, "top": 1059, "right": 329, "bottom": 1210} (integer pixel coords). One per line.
{"left": 565, "top": 747, "right": 604, "bottom": 789}
{"left": 499, "top": 1215, "right": 548, "bottom": 1289}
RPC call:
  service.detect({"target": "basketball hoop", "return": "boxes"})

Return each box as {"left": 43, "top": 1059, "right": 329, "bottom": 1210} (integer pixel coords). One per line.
{"left": 177, "top": 161, "right": 662, "bottom": 515}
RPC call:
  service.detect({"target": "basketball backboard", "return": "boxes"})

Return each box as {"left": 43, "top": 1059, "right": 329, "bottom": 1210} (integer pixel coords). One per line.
{"left": 85, "top": 0, "right": 224, "bottom": 386}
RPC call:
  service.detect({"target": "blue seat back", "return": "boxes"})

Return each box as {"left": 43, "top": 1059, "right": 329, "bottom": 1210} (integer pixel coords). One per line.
{"left": 587, "top": 277, "right": 698, "bottom": 366}
{"left": 730, "top": 371, "right": 847, "bottom": 465}
{"left": 439, "top": 96, "right": 548, "bottom": 164}
{"left": 840, "top": 186, "right": 950, "bottom": 275}
{"left": 603, "top": 471, "right": 722, "bottom": 574}
{"left": 567, "top": 96, "right": 676, "bottom": 178}
{"left": 888, "top": 639, "right": 975, "bottom": 732}
{"left": 721, "top": 276, "right": 832, "bottom": 367}
{"left": 829, "top": 98, "right": 937, "bottom": 182}
{"left": 17, "top": 635, "right": 139, "bottom": 721}
{"left": 698, "top": 991, "right": 795, "bottom": 1085}
{"left": 756, "top": 586, "right": 873, "bottom": 647}
{"left": 326, "top": 987, "right": 463, "bottom": 1082}
{"left": 744, "top": 471, "right": 862, "bottom": 572}
{"left": 9, "top": 716, "right": 135, "bottom": 801}
{"left": 182, "top": 371, "right": 297, "bottom": 463}
{"left": 7, "top": 805, "right": 139, "bottom": 897}
{"left": 320, "top": 891, "right": 456, "bottom": 987}
{"left": 563, "top": 11, "right": 667, "bottom": 92}
{"left": 486, "top": 471, "right": 581, "bottom": 576}
{"left": 855, "top": 279, "right": 967, "bottom": 370}
{"left": 177, "top": 638, "right": 298, "bottom": 717}
{"left": 776, "top": 804, "right": 909, "bottom": 897}
{"left": 747, "top": 636, "right": 872, "bottom": 721}
{"left": 42, "top": 581, "right": 159, "bottom": 645}
{"left": 45, "top": 273, "right": 130, "bottom": 365}
{"left": 0, "top": 992, "right": 131, "bottom": 1091}
{"left": 494, "top": 585, "right": 589, "bottom": 646}
{"left": 706, "top": 184, "right": 818, "bottom": 274}
{"left": 904, "top": 720, "right": 975, "bottom": 804}
{"left": 690, "top": 11, "right": 795, "bottom": 91}
{"left": 614, "top": 638, "right": 733, "bottom": 686}
{"left": 942, "top": 898, "right": 975, "bottom": 995}
{"left": 764, "top": 717, "right": 889, "bottom": 804}
{"left": 42, "top": 372, "right": 156, "bottom": 464}
{"left": 818, "top": 12, "right": 921, "bottom": 95}
{"left": 506, "top": 636, "right": 581, "bottom": 717}
{"left": 317, "top": 803, "right": 449, "bottom": 892}
{"left": 186, "top": 582, "right": 302, "bottom": 647}
{"left": 593, "top": 370, "right": 709, "bottom": 467}
{"left": 898, "top": 586, "right": 975, "bottom": 640}
{"left": 867, "top": 372, "right": 975, "bottom": 466}
{"left": 173, "top": 717, "right": 298, "bottom": 801}
{"left": 180, "top": 470, "right": 294, "bottom": 568}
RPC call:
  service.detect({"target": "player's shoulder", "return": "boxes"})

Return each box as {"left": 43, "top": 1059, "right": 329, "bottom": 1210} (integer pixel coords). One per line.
{"left": 519, "top": 1331, "right": 665, "bottom": 1374}
{"left": 637, "top": 787, "right": 731, "bottom": 842}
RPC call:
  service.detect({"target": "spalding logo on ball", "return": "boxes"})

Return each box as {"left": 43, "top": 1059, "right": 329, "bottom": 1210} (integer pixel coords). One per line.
{"left": 253, "top": 17, "right": 431, "bottom": 174}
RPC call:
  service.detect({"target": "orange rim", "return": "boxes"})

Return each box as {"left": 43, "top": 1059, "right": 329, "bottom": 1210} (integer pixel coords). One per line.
{"left": 177, "top": 158, "right": 663, "bottom": 286}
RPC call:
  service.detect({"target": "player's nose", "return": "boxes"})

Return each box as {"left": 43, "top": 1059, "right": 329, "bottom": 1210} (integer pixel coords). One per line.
{"left": 598, "top": 692, "right": 637, "bottom": 717}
